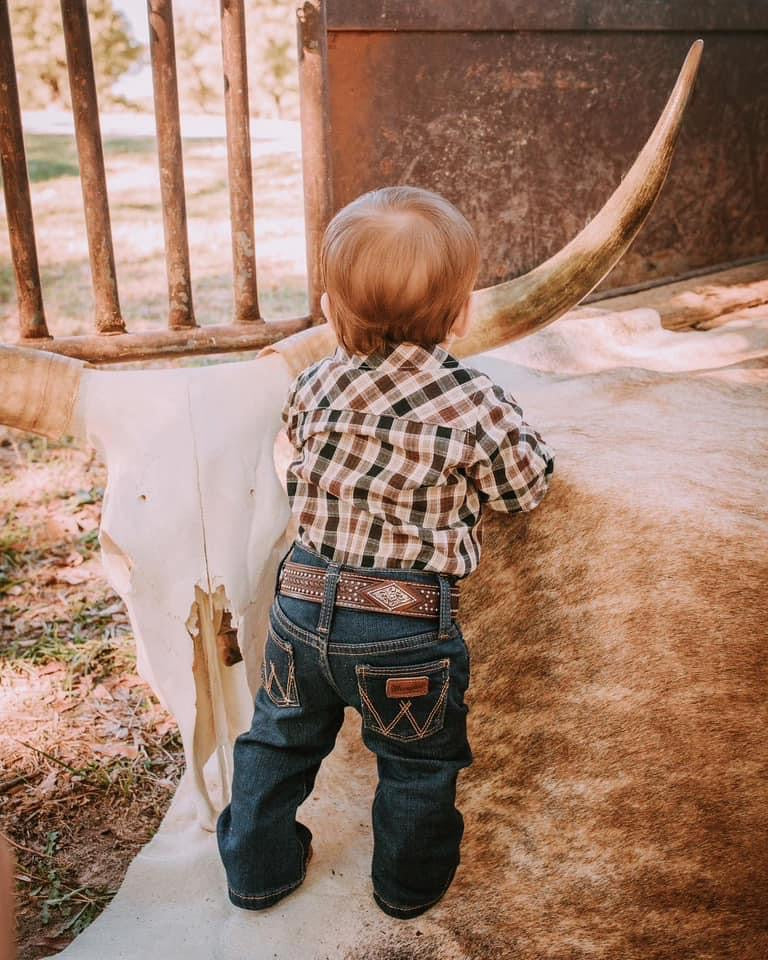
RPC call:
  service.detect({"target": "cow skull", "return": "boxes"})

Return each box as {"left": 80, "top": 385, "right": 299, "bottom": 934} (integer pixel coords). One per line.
{"left": 0, "top": 43, "right": 702, "bottom": 830}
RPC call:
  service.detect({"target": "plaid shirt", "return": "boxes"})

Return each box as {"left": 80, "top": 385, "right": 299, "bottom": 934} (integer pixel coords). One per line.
{"left": 281, "top": 341, "right": 555, "bottom": 578}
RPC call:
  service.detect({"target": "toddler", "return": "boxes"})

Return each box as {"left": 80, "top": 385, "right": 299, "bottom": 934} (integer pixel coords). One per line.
{"left": 217, "top": 185, "right": 554, "bottom": 919}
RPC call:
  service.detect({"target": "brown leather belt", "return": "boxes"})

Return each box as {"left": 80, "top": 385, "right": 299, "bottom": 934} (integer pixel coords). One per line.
{"left": 279, "top": 561, "right": 459, "bottom": 620}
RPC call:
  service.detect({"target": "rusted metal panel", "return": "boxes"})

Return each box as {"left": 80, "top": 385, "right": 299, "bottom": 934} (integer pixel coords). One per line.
{"left": 327, "top": 1, "right": 768, "bottom": 32}
{"left": 60, "top": 0, "right": 124, "bottom": 335}
{"left": 297, "top": 1, "right": 334, "bottom": 321}
{"left": 0, "top": 0, "right": 49, "bottom": 340}
{"left": 220, "top": 0, "right": 261, "bottom": 324}
{"left": 322, "top": 10, "right": 768, "bottom": 292}
{"left": 17, "top": 318, "right": 311, "bottom": 364}
{"left": 148, "top": 0, "right": 196, "bottom": 329}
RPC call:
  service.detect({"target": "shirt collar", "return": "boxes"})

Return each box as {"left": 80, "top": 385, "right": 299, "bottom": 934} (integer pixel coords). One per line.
{"left": 335, "top": 340, "right": 458, "bottom": 372}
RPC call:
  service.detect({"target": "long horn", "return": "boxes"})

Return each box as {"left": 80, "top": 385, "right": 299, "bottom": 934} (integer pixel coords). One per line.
{"left": 454, "top": 39, "right": 703, "bottom": 356}
{"left": 0, "top": 345, "right": 88, "bottom": 440}
{"left": 268, "top": 40, "right": 703, "bottom": 374}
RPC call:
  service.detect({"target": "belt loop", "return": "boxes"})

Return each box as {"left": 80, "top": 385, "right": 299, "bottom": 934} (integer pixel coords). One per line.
{"left": 438, "top": 575, "right": 453, "bottom": 640}
{"left": 273, "top": 541, "right": 293, "bottom": 594}
{"left": 317, "top": 562, "right": 342, "bottom": 637}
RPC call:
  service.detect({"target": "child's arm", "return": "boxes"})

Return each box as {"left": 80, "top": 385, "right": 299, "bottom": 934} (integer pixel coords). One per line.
{"left": 467, "top": 382, "right": 555, "bottom": 513}
{"left": 275, "top": 381, "right": 301, "bottom": 483}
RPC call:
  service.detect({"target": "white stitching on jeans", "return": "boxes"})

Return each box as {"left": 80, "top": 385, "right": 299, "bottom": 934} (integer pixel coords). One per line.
{"left": 271, "top": 600, "right": 449, "bottom": 653}
{"left": 357, "top": 667, "right": 450, "bottom": 741}
{"left": 228, "top": 865, "right": 306, "bottom": 901}
{"left": 228, "top": 840, "right": 311, "bottom": 901}
{"left": 261, "top": 630, "right": 300, "bottom": 707}
{"left": 373, "top": 866, "right": 457, "bottom": 913}
{"left": 355, "top": 658, "right": 449, "bottom": 676}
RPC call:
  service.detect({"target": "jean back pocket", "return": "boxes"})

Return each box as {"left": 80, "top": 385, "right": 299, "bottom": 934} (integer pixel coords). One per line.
{"left": 355, "top": 658, "right": 450, "bottom": 742}
{"left": 261, "top": 627, "right": 300, "bottom": 707}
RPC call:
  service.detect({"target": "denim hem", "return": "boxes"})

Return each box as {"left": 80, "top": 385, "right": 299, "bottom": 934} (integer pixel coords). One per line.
{"left": 227, "top": 874, "right": 304, "bottom": 911}
{"left": 372, "top": 864, "right": 458, "bottom": 920}
{"left": 225, "top": 839, "right": 311, "bottom": 911}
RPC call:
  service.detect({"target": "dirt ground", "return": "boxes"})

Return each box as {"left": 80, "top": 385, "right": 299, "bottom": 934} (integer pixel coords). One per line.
{"left": 0, "top": 427, "right": 184, "bottom": 958}
{"left": 0, "top": 129, "right": 306, "bottom": 958}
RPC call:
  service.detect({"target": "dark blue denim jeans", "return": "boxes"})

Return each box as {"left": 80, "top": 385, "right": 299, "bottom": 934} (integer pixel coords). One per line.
{"left": 216, "top": 541, "right": 473, "bottom": 919}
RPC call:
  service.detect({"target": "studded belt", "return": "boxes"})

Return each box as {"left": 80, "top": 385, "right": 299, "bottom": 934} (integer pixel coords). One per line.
{"left": 278, "top": 561, "right": 459, "bottom": 620}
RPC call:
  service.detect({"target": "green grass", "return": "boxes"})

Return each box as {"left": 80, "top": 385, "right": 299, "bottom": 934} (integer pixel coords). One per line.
{"left": 26, "top": 831, "right": 115, "bottom": 934}
{"left": 24, "top": 134, "right": 81, "bottom": 182}
{"left": 0, "top": 522, "right": 42, "bottom": 597}
{"left": 102, "top": 136, "right": 160, "bottom": 159}
{"left": 0, "top": 129, "right": 308, "bottom": 343}
{"left": 0, "top": 263, "right": 13, "bottom": 307}
{"left": 5, "top": 606, "right": 135, "bottom": 682}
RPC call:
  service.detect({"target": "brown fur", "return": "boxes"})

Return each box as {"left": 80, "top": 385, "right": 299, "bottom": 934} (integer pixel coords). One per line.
{"left": 345, "top": 311, "right": 768, "bottom": 959}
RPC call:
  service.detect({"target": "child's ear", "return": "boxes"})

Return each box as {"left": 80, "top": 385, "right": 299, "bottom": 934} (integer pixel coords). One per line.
{"left": 320, "top": 292, "right": 332, "bottom": 324}
{"left": 320, "top": 292, "right": 339, "bottom": 336}
{"left": 450, "top": 297, "right": 473, "bottom": 340}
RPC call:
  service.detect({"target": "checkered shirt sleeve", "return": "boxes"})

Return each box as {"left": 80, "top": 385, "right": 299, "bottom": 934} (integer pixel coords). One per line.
{"left": 468, "top": 382, "right": 555, "bottom": 513}
{"left": 281, "top": 384, "right": 294, "bottom": 435}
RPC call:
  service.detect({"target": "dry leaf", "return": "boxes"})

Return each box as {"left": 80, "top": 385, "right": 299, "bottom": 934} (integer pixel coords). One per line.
{"left": 113, "top": 675, "right": 145, "bottom": 689}
{"left": 45, "top": 515, "right": 80, "bottom": 538}
{"left": 55, "top": 568, "right": 90, "bottom": 585}
{"left": 154, "top": 718, "right": 178, "bottom": 737}
{"left": 38, "top": 663, "right": 65, "bottom": 676}
{"left": 97, "top": 602, "right": 126, "bottom": 617}
{"left": 30, "top": 935, "right": 74, "bottom": 951}
{"left": 93, "top": 742, "right": 139, "bottom": 760}
{"left": 36, "top": 770, "right": 59, "bottom": 795}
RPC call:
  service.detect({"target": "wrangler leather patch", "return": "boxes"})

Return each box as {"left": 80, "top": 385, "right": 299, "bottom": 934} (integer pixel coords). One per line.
{"left": 386, "top": 676, "right": 430, "bottom": 699}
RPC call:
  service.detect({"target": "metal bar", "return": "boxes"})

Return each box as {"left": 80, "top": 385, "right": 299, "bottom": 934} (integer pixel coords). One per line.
{"left": 17, "top": 318, "right": 311, "bottom": 364}
{"left": 60, "top": 0, "right": 124, "bottom": 334}
{"left": 220, "top": 0, "right": 261, "bottom": 324}
{"left": 297, "top": 1, "right": 334, "bottom": 321}
{"left": 325, "top": 0, "right": 768, "bottom": 32}
{"left": 0, "top": 0, "right": 49, "bottom": 340}
{"left": 147, "top": 0, "right": 196, "bottom": 329}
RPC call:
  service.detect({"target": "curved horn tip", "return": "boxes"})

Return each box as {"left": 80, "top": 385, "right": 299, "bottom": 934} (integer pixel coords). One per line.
{"left": 455, "top": 40, "right": 705, "bottom": 358}
{"left": 683, "top": 38, "right": 704, "bottom": 73}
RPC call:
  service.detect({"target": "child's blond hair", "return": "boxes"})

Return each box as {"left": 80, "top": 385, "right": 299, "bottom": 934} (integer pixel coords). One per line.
{"left": 320, "top": 186, "right": 480, "bottom": 356}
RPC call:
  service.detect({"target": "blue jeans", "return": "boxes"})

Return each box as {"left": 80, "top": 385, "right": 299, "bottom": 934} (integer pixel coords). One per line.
{"left": 216, "top": 541, "right": 473, "bottom": 919}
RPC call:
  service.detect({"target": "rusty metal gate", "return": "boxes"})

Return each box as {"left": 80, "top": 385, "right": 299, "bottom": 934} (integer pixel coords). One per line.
{"left": 316, "top": 1, "right": 768, "bottom": 295}
{"left": 0, "top": 0, "right": 318, "bottom": 363}
{"left": 1, "top": 1, "right": 767, "bottom": 363}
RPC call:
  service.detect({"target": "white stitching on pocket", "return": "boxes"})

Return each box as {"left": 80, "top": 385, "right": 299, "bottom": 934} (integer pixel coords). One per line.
{"left": 261, "top": 628, "right": 300, "bottom": 707}
{"left": 355, "top": 659, "right": 450, "bottom": 742}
